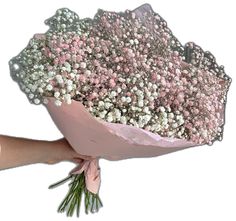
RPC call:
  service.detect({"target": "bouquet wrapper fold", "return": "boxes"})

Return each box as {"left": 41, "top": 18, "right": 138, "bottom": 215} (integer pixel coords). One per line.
{"left": 69, "top": 158, "right": 101, "bottom": 194}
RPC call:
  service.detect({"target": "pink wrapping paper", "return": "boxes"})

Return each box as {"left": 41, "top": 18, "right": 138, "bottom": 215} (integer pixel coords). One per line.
{"left": 43, "top": 97, "right": 198, "bottom": 161}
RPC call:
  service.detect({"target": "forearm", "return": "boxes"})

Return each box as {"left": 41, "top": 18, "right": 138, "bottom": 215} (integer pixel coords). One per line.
{"left": 0, "top": 134, "right": 55, "bottom": 170}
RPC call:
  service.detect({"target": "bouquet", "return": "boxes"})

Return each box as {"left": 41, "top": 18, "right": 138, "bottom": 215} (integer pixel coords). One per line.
{"left": 8, "top": 3, "right": 231, "bottom": 218}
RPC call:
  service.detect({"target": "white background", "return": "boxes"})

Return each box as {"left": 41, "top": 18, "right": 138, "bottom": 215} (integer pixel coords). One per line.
{"left": 0, "top": 0, "right": 235, "bottom": 220}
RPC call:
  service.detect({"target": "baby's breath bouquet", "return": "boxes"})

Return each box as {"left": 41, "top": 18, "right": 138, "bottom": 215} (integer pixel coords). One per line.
{"left": 9, "top": 3, "right": 231, "bottom": 218}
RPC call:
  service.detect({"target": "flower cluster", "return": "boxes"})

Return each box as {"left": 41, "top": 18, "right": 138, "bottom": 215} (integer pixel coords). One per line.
{"left": 9, "top": 4, "right": 231, "bottom": 145}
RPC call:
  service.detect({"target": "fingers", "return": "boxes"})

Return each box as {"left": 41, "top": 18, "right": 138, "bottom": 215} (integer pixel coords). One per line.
{"left": 72, "top": 155, "right": 95, "bottom": 164}
{"left": 58, "top": 137, "right": 96, "bottom": 162}
{"left": 74, "top": 152, "right": 94, "bottom": 160}
{"left": 72, "top": 158, "right": 83, "bottom": 164}
{"left": 80, "top": 155, "right": 94, "bottom": 160}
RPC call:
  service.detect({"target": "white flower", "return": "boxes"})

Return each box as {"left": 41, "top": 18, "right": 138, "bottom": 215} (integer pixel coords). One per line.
{"left": 126, "top": 97, "right": 132, "bottom": 103}
{"left": 168, "top": 113, "right": 174, "bottom": 119}
{"left": 159, "top": 106, "right": 165, "bottom": 112}
{"left": 28, "top": 93, "right": 34, "bottom": 99}
{"left": 25, "top": 88, "right": 30, "bottom": 93}
{"left": 104, "top": 102, "right": 112, "bottom": 109}
{"left": 120, "top": 116, "right": 127, "bottom": 124}
{"left": 61, "top": 88, "right": 66, "bottom": 94}
{"left": 48, "top": 71, "right": 55, "bottom": 77}
{"left": 46, "top": 84, "right": 53, "bottom": 91}
{"left": 117, "top": 87, "right": 122, "bottom": 93}
{"left": 70, "top": 73, "right": 75, "bottom": 79}
{"left": 143, "top": 106, "right": 150, "bottom": 114}
{"left": 67, "top": 85, "right": 73, "bottom": 92}
{"left": 134, "top": 39, "right": 139, "bottom": 44}
{"left": 80, "top": 62, "right": 87, "bottom": 69}
{"left": 54, "top": 99, "right": 62, "bottom": 106}
{"left": 54, "top": 91, "right": 60, "bottom": 98}
{"left": 85, "top": 70, "right": 91, "bottom": 76}
{"left": 114, "top": 108, "right": 121, "bottom": 119}
{"left": 99, "top": 110, "right": 107, "bottom": 118}
{"left": 121, "top": 97, "right": 126, "bottom": 102}
{"left": 98, "top": 101, "right": 105, "bottom": 107}
{"left": 172, "top": 123, "right": 178, "bottom": 128}
{"left": 13, "top": 63, "right": 20, "bottom": 70}
{"left": 43, "top": 98, "right": 48, "bottom": 104}
{"left": 66, "top": 79, "right": 73, "bottom": 85}
{"left": 31, "top": 85, "right": 37, "bottom": 92}
{"left": 106, "top": 112, "right": 113, "bottom": 122}
{"left": 138, "top": 100, "right": 144, "bottom": 107}
{"left": 55, "top": 75, "right": 64, "bottom": 84}
{"left": 64, "top": 62, "right": 71, "bottom": 72}
{"left": 34, "top": 98, "right": 40, "bottom": 104}
{"left": 64, "top": 94, "right": 72, "bottom": 104}
{"left": 37, "top": 87, "right": 44, "bottom": 93}
{"left": 110, "top": 91, "right": 117, "bottom": 98}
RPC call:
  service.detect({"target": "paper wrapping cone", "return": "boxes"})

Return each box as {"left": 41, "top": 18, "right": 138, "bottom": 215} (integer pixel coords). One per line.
{"left": 43, "top": 97, "right": 198, "bottom": 161}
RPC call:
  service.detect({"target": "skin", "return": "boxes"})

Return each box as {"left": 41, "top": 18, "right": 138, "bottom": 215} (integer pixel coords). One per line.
{"left": 0, "top": 134, "right": 92, "bottom": 171}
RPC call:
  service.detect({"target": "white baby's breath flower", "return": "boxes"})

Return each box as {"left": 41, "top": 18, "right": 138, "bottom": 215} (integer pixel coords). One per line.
{"left": 120, "top": 116, "right": 127, "bottom": 124}
{"left": 99, "top": 110, "right": 107, "bottom": 119}
{"left": 159, "top": 106, "right": 165, "bottom": 112}
{"left": 138, "top": 100, "right": 144, "bottom": 107}
{"left": 117, "top": 87, "right": 122, "bottom": 93}
{"left": 121, "top": 96, "right": 126, "bottom": 102}
{"left": 110, "top": 91, "right": 117, "bottom": 98}
{"left": 98, "top": 101, "right": 105, "bottom": 107}
{"left": 126, "top": 97, "right": 132, "bottom": 103}
{"left": 46, "top": 84, "right": 53, "bottom": 91}
{"left": 134, "top": 39, "right": 139, "bottom": 44}
{"left": 64, "top": 62, "right": 71, "bottom": 72}
{"left": 48, "top": 71, "right": 55, "bottom": 77}
{"left": 29, "top": 93, "right": 34, "bottom": 99}
{"left": 143, "top": 106, "right": 150, "bottom": 114}
{"left": 80, "top": 62, "right": 87, "bottom": 69}
{"left": 34, "top": 98, "right": 40, "bottom": 104}
{"left": 106, "top": 112, "right": 114, "bottom": 122}
{"left": 168, "top": 113, "right": 174, "bottom": 119}
{"left": 55, "top": 75, "right": 64, "bottom": 84}
{"left": 37, "top": 87, "right": 44, "bottom": 93}
{"left": 43, "top": 98, "right": 48, "bottom": 104}
{"left": 25, "top": 88, "right": 30, "bottom": 93}
{"left": 129, "top": 39, "right": 134, "bottom": 45}
{"left": 54, "top": 99, "right": 62, "bottom": 106}
{"left": 54, "top": 91, "right": 60, "bottom": 98}
{"left": 64, "top": 94, "right": 72, "bottom": 104}
{"left": 31, "top": 85, "right": 37, "bottom": 92}
{"left": 104, "top": 102, "right": 112, "bottom": 109}
{"left": 66, "top": 79, "right": 73, "bottom": 85}
{"left": 70, "top": 73, "right": 75, "bottom": 79}
{"left": 114, "top": 108, "right": 121, "bottom": 119}
{"left": 61, "top": 88, "right": 66, "bottom": 94}
{"left": 67, "top": 85, "right": 73, "bottom": 92}
{"left": 85, "top": 70, "right": 91, "bottom": 76}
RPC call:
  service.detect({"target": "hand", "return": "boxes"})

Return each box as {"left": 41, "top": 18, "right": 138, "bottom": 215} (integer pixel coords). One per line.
{"left": 0, "top": 135, "right": 94, "bottom": 170}
{"left": 45, "top": 138, "right": 93, "bottom": 165}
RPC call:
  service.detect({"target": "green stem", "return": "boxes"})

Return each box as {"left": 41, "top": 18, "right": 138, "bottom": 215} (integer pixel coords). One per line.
{"left": 49, "top": 172, "right": 103, "bottom": 217}
{"left": 48, "top": 175, "right": 73, "bottom": 189}
{"left": 58, "top": 176, "right": 78, "bottom": 212}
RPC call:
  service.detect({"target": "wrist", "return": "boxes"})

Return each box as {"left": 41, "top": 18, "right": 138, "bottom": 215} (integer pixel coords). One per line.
{"left": 45, "top": 139, "right": 75, "bottom": 165}
{"left": 43, "top": 140, "right": 63, "bottom": 165}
